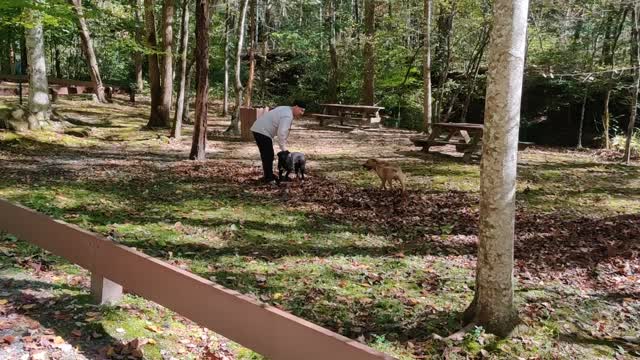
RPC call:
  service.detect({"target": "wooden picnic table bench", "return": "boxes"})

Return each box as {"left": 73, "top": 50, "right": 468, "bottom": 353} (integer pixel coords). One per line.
{"left": 310, "top": 103, "right": 385, "bottom": 127}
{"left": 411, "top": 122, "right": 534, "bottom": 162}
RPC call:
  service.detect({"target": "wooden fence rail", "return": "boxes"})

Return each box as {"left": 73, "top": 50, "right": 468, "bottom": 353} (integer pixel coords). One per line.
{"left": 0, "top": 198, "right": 395, "bottom": 360}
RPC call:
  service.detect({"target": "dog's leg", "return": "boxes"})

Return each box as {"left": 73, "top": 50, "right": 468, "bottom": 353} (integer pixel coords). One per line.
{"left": 380, "top": 177, "right": 386, "bottom": 190}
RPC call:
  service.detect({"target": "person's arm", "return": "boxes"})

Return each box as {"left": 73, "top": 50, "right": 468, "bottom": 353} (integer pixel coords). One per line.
{"left": 277, "top": 115, "right": 293, "bottom": 151}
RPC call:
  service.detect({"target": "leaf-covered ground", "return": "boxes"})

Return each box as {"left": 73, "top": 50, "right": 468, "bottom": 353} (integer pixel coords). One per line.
{"left": 0, "top": 96, "right": 639, "bottom": 359}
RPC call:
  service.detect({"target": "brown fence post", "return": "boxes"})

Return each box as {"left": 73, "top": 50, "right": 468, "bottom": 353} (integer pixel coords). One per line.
{"left": 90, "top": 273, "right": 123, "bottom": 305}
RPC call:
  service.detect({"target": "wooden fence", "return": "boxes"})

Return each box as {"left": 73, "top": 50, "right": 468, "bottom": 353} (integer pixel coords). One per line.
{"left": 0, "top": 198, "right": 395, "bottom": 360}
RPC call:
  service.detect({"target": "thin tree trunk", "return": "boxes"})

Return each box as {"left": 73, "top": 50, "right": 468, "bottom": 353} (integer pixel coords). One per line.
{"left": 54, "top": 45, "right": 62, "bottom": 78}
{"left": 603, "top": 89, "right": 611, "bottom": 149}
{"left": 362, "top": 0, "right": 375, "bottom": 105}
{"left": 423, "top": 0, "right": 432, "bottom": 131}
{"left": 460, "top": 26, "right": 490, "bottom": 122}
{"left": 20, "top": 32, "right": 28, "bottom": 75}
{"left": 325, "top": 0, "right": 339, "bottom": 103}
{"left": 69, "top": 0, "right": 107, "bottom": 103}
{"left": 144, "top": 0, "right": 164, "bottom": 127}
{"left": 259, "top": 0, "right": 272, "bottom": 101}
{"left": 25, "top": 8, "right": 50, "bottom": 129}
{"left": 435, "top": 6, "right": 454, "bottom": 122}
{"left": 226, "top": 0, "right": 250, "bottom": 135}
{"left": 626, "top": 5, "right": 640, "bottom": 164}
{"left": 160, "top": 0, "right": 175, "bottom": 127}
{"left": 172, "top": 0, "right": 190, "bottom": 138}
{"left": 183, "top": 56, "right": 195, "bottom": 124}
{"left": 578, "top": 88, "right": 587, "bottom": 149}
{"left": 244, "top": 0, "right": 257, "bottom": 106}
{"left": 9, "top": 41, "right": 16, "bottom": 75}
{"left": 463, "top": 0, "right": 528, "bottom": 337}
{"left": 223, "top": 0, "right": 231, "bottom": 116}
{"left": 134, "top": 0, "right": 144, "bottom": 92}
{"left": 190, "top": 0, "right": 210, "bottom": 160}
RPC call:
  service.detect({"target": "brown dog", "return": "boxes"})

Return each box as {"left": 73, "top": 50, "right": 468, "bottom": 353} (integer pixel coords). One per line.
{"left": 363, "top": 159, "right": 406, "bottom": 192}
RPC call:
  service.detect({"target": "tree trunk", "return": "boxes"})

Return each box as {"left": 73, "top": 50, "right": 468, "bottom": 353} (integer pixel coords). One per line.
{"left": 159, "top": 0, "right": 175, "bottom": 127}
{"left": 20, "top": 32, "right": 28, "bottom": 75}
{"left": 362, "top": 0, "right": 375, "bottom": 105}
{"left": 626, "top": 5, "right": 640, "bottom": 164}
{"left": 244, "top": 0, "right": 257, "bottom": 106}
{"left": 578, "top": 88, "right": 587, "bottom": 149}
{"left": 25, "top": 8, "right": 50, "bottom": 129}
{"left": 463, "top": 0, "right": 528, "bottom": 337}
{"left": 603, "top": 89, "right": 611, "bottom": 149}
{"left": 134, "top": 0, "right": 145, "bottom": 92}
{"left": 172, "top": 0, "right": 190, "bottom": 139}
{"left": 144, "top": 0, "right": 164, "bottom": 127}
{"left": 259, "top": 0, "right": 272, "bottom": 101}
{"left": 183, "top": 58, "right": 195, "bottom": 124}
{"left": 9, "top": 40, "right": 16, "bottom": 75}
{"left": 223, "top": 0, "right": 231, "bottom": 116}
{"left": 435, "top": 6, "right": 455, "bottom": 122}
{"left": 226, "top": 0, "right": 250, "bottom": 135}
{"left": 423, "top": 0, "right": 432, "bottom": 131}
{"left": 54, "top": 45, "right": 62, "bottom": 78}
{"left": 190, "top": 0, "right": 210, "bottom": 160}
{"left": 325, "top": 0, "right": 339, "bottom": 103}
{"left": 68, "top": 0, "right": 107, "bottom": 103}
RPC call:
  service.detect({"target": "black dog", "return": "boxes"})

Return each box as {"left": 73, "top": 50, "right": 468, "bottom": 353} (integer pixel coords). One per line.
{"left": 277, "top": 150, "right": 306, "bottom": 181}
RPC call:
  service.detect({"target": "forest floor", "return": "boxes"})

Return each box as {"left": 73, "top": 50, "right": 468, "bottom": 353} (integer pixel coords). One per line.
{"left": 0, "top": 96, "right": 639, "bottom": 360}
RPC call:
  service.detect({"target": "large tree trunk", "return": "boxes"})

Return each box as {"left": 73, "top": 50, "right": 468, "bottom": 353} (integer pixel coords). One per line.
{"left": 463, "top": 0, "right": 528, "bottom": 337}
{"left": 223, "top": 0, "right": 231, "bottom": 116}
{"left": 423, "top": 0, "right": 432, "bottom": 131}
{"left": 159, "top": 0, "right": 175, "bottom": 127}
{"left": 189, "top": 0, "right": 210, "bottom": 160}
{"left": 172, "top": 0, "right": 190, "bottom": 139}
{"left": 69, "top": 0, "right": 107, "bottom": 103}
{"left": 324, "top": 0, "right": 339, "bottom": 103}
{"left": 226, "top": 0, "right": 250, "bottom": 135}
{"left": 134, "top": 0, "right": 145, "bottom": 93}
{"left": 144, "top": 0, "right": 164, "bottom": 127}
{"left": 25, "top": 9, "right": 50, "bottom": 129}
{"left": 362, "top": 0, "right": 375, "bottom": 105}
{"left": 626, "top": 5, "right": 640, "bottom": 164}
{"left": 244, "top": 0, "right": 257, "bottom": 106}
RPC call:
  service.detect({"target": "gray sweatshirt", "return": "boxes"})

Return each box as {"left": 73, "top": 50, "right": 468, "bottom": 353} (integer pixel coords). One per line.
{"left": 250, "top": 106, "right": 293, "bottom": 151}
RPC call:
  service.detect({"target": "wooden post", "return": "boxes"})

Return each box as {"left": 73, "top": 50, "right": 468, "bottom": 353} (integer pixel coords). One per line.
{"left": 91, "top": 273, "right": 123, "bottom": 305}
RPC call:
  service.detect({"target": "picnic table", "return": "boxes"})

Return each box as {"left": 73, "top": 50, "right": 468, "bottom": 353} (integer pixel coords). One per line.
{"left": 411, "top": 122, "right": 534, "bottom": 162}
{"left": 311, "top": 103, "right": 384, "bottom": 127}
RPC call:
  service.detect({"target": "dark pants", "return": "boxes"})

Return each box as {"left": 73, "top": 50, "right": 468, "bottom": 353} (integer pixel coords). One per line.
{"left": 253, "top": 131, "right": 276, "bottom": 181}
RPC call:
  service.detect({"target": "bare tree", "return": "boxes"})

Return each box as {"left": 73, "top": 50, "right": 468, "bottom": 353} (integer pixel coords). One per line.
{"left": 244, "top": 0, "right": 257, "bottom": 106}
{"left": 325, "top": 0, "right": 339, "bottom": 103}
{"left": 463, "top": 0, "right": 529, "bottom": 337}
{"left": 68, "top": 0, "right": 107, "bottom": 103}
{"left": 626, "top": 3, "right": 640, "bottom": 164}
{"left": 423, "top": 0, "right": 432, "bottom": 131}
{"left": 133, "top": 0, "right": 144, "bottom": 92}
{"left": 159, "top": 0, "right": 176, "bottom": 127}
{"left": 172, "top": 0, "right": 190, "bottom": 139}
{"left": 190, "top": 0, "right": 210, "bottom": 160}
{"left": 25, "top": 8, "right": 50, "bottom": 129}
{"left": 222, "top": 0, "right": 231, "bottom": 116}
{"left": 144, "top": 0, "right": 164, "bottom": 127}
{"left": 225, "top": 0, "right": 250, "bottom": 135}
{"left": 362, "top": 0, "right": 375, "bottom": 105}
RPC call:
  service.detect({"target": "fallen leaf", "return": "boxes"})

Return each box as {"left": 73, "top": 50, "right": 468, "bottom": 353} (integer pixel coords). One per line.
{"left": 2, "top": 335, "right": 15, "bottom": 344}
{"left": 71, "top": 329, "right": 82, "bottom": 337}
{"left": 145, "top": 325, "right": 162, "bottom": 334}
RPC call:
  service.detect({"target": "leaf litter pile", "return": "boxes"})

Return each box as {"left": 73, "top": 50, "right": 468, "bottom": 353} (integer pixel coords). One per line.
{"left": 176, "top": 160, "right": 640, "bottom": 297}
